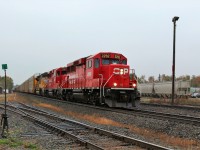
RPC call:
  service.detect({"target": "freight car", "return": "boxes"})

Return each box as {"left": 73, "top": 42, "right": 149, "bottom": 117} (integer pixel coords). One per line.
{"left": 16, "top": 52, "right": 140, "bottom": 108}
{"left": 17, "top": 75, "right": 37, "bottom": 93}
{"left": 138, "top": 81, "right": 190, "bottom": 98}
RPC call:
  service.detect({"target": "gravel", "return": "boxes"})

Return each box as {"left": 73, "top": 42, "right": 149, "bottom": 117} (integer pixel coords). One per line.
{"left": 5, "top": 93, "right": 200, "bottom": 149}
{"left": 139, "top": 104, "right": 200, "bottom": 117}
{"left": 0, "top": 107, "right": 86, "bottom": 150}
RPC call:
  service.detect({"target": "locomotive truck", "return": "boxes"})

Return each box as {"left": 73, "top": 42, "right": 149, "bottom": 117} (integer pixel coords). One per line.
{"left": 16, "top": 52, "right": 140, "bottom": 108}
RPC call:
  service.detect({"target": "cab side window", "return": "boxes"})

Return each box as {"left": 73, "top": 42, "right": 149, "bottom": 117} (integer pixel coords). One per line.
{"left": 54, "top": 71, "right": 57, "bottom": 77}
{"left": 94, "top": 58, "right": 100, "bottom": 68}
{"left": 57, "top": 71, "right": 60, "bottom": 76}
{"left": 87, "top": 59, "right": 93, "bottom": 68}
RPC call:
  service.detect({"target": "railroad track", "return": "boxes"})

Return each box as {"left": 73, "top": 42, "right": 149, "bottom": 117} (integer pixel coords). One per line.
{"left": 18, "top": 93, "right": 200, "bottom": 126}
{"left": 3, "top": 102, "right": 170, "bottom": 150}
{"left": 140, "top": 102, "right": 200, "bottom": 111}
{"left": 124, "top": 108, "right": 200, "bottom": 126}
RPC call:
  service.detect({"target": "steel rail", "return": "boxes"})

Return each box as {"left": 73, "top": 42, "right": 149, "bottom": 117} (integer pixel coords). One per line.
{"left": 125, "top": 108, "right": 200, "bottom": 125}
{"left": 3, "top": 104, "right": 104, "bottom": 150}
{"left": 16, "top": 93, "right": 200, "bottom": 126}
{"left": 6, "top": 102, "right": 170, "bottom": 150}
{"left": 140, "top": 102, "right": 200, "bottom": 111}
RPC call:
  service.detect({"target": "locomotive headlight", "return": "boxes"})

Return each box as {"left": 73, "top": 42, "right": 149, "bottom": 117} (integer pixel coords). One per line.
{"left": 120, "top": 69, "right": 123, "bottom": 75}
{"left": 113, "top": 82, "right": 117, "bottom": 87}
{"left": 133, "top": 83, "right": 136, "bottom": 88}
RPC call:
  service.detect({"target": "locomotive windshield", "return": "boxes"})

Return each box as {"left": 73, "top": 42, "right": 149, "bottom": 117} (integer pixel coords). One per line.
{"left": 102, "top": 59, "right": 120, "bottom": 65}
{"left": 122, "top": 59, "right": 127, "bottom": 65}
{"left": 102, "top": 59, "right": 126, "bottom": 65}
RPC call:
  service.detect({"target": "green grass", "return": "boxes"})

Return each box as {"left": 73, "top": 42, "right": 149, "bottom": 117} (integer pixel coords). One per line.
{"left": 0, "top": 137, "right": 23, "bottom": 148}
{"left": 0, "top": 137, "right": 38, "bottom": 149}
{"left": 0, "top": 139, "right": 10, "bottom": 145}
{"left": 24, "top": 143, "right": 38, "bottom": 149}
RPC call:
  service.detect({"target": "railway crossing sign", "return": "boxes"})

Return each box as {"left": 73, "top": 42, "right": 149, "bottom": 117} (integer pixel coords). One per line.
{"left": 2, "top": 64, "right": 8, "bottom": 70}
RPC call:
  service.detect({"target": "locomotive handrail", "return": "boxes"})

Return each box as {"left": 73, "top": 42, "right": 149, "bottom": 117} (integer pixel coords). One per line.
{"left": 130, "top": 68, "right": 138, "bottom": 89}
{"left": 103, "top": 73, "right": 115, "bottom": 98}
{"left": 99, "top": 74, "right": 103, "bottom": 103}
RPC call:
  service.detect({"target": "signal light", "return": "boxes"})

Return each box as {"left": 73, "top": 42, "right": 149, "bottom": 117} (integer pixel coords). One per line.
{"left": 113, "top": 83, "right": 117, "bottom": 87}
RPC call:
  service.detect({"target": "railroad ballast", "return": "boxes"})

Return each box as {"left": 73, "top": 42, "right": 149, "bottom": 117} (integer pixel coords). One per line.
{"left": 16, "top": 52, "right": 140, "bottom": 108}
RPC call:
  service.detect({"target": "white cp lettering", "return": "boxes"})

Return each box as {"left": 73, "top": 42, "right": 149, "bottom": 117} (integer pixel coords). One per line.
{"left": 113, "top": 68, "right": 129, "bottom": 75}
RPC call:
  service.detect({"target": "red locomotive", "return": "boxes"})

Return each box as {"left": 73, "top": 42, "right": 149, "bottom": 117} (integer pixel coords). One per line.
{"left": 18, "top": 52, "right": 140, "bottom": 108}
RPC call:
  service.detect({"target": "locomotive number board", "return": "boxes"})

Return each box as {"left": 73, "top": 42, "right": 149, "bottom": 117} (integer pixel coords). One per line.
{"left": 101, "top": 54, "right": 110, "bottom": 58}
{"left": 101, "top": 54, "right": 121, "bottom": 59}
{"left": 114, "top": 55, "right": 121, "bottom": 59}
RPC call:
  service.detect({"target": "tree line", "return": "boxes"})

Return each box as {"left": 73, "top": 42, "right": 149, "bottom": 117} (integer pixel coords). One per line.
{"left": 137, "top": 74, "right": 200, "bottom": 87}
{"left": 0, "top": 76, "right": 14, "bottom": 92}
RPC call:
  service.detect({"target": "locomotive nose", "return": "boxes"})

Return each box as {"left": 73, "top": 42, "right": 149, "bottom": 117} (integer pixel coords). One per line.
{"left": 107, "top": 65, "right": 130, "bottom": 88}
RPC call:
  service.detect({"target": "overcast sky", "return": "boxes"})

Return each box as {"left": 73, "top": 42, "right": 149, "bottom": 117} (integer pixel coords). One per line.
{"left": 0, "top": 0, "right": 199, "bottom": 85}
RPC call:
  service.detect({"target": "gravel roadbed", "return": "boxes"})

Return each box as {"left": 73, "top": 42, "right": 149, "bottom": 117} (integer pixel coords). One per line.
{"left": 139, "top": 104, "right": 200, "bottom": 117}
{"left": 0, "top": 107, "right": 86, "bottom": 150}
{"left": 11, "top": 93, "right": 200, "bottom": 150}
